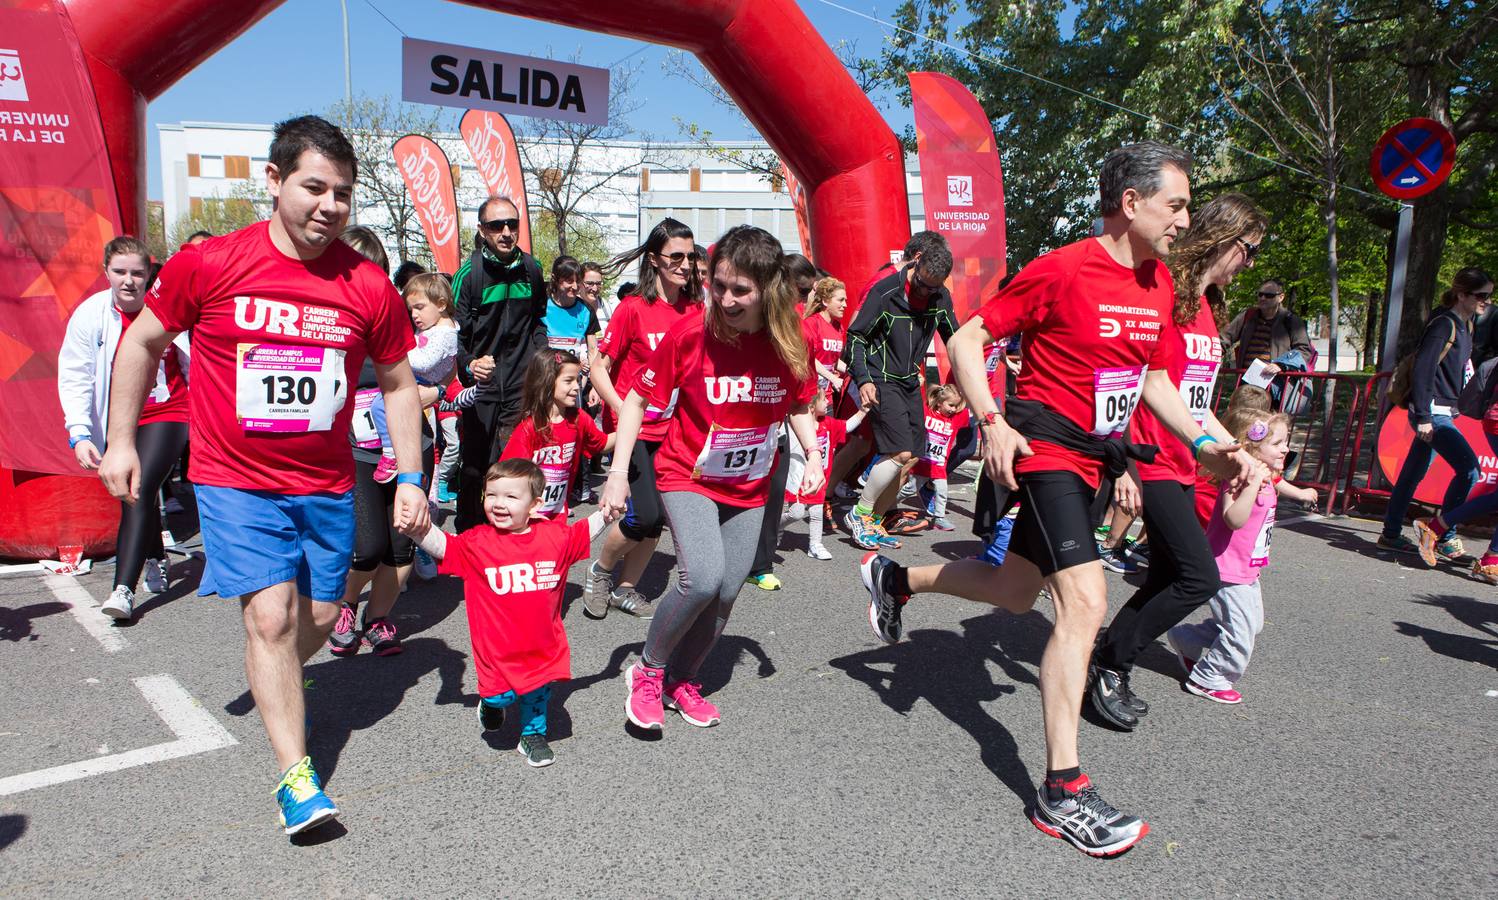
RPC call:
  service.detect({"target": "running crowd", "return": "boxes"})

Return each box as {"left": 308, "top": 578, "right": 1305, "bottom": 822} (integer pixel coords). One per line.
{"left": 61, "top": 115, "right": 1494, "bottom": 856}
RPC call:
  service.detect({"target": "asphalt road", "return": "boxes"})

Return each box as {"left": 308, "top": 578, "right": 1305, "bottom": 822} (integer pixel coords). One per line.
{"left": 1, "top": 477, "right": 1495, "bottom": 898}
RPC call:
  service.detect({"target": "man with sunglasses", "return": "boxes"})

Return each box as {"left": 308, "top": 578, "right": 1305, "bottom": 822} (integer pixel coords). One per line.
{"left": 1221, "top": 278, "right": 1312, "bottom": 372}
{"left": 453, "top": 195, "right": 549, "bottom": 530}
{"left": 844, "top": 239, "right": 958, "bottom": 549}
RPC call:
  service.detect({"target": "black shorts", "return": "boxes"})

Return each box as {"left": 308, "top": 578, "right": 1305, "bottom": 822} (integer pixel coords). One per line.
{"left": 1012, "top": 470, "right": 1101, "bottom": 577}
{"left": 868, "top": 381, "right": 925, "bottom": 457}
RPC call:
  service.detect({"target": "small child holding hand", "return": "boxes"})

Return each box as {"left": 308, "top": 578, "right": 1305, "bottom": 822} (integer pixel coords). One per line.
{"left": 401, "top": 458, "right": 611, "bottom": 766}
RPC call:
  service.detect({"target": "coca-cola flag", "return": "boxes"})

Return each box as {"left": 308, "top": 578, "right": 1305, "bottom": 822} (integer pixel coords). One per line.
{"left": 391, "top": 134, "right": 462, "bottom": 275}
{"left": 459, "top": 109, "right": 531, "bottom": 253}
{"left": 909, "top": 71, "right": 1006, "bottom": 325}
{"left": 781, "top": 160, "right": 812, "bottom": 262}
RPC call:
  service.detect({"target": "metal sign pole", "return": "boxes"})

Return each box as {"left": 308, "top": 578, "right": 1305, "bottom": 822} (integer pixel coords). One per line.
{"left": 1379, "top": 203, "right": 1414, "bottom": 372}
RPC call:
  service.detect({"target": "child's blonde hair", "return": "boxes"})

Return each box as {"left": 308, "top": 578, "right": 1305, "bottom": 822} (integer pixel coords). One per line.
{"left": 928, "top": 383, "right": 961, "bottom": 408}
{"left": 1223, "top": 383, "right": 1272, "bottom": 419}
{"left": 1222, "top": 406, "right": 1290, "bottom": 460}
{"left": 402, "top": 272, "right": 455, "bottom": 317}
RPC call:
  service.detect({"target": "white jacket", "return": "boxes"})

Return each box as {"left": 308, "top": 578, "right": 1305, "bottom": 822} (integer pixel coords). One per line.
{"left": 57, "top": 288, "right": 191, "bottom": 451}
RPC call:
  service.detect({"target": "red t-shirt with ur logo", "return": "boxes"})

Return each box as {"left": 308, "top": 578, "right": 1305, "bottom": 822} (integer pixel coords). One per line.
{"left": 501, "top": 410, "right": 608, "bottom": 519}
{"left": 636, "top": 317, "right": 817, "bottom": 508}
{"left": 1134, "top": 300, "right": 1222, "bottom": 483}
{"left": 977, "top": 238, "right": 1173, "bottom": 488}
{"left": 146, "top": 221, "right": 414, "bottom": 495}
{"left": 439, "top": 517, "right": 591, "bottom": 697}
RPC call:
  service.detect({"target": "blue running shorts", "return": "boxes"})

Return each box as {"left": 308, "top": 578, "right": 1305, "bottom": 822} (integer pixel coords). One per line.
{"left": 195, "top": 485, "right": 355, "bottom": 602}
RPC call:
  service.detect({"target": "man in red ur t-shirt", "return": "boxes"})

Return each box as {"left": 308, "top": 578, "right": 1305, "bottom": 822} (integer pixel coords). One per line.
{"left": 99, "top": 116, "right": 427, "bottom": 838}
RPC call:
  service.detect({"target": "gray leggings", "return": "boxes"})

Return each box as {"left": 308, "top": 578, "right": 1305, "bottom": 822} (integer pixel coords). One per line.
{"left": 642, "top": 491, "right": 764, "bottom": 679}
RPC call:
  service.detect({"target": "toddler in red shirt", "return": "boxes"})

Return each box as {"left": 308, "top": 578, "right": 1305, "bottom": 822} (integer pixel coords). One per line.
{"left": 909, "top": 384, "right": 969, "bottom": 532}
{"left": 403, "top": 458, "right": 610, "bottom": 767}
{"left": 784, "top": 389, "right": 869, "bottom": 560}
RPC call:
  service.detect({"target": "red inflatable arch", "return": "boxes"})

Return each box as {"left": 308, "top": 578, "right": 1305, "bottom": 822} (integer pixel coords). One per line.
{"left": 8, "top": 0, "right": 908, "bottom": 559}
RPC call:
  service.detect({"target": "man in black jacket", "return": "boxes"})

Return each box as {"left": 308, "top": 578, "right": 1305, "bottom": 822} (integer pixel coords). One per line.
{"left": 454, "top": 195, "right": 548, "bottom": 529}
{"left": 843, "top": 239, "right": 958, "bottom": 549}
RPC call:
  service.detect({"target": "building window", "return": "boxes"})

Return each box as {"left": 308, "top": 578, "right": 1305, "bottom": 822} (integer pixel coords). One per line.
{"left": 689, "top": 167, "right": 701, "bottom": 192}
{"left": 189, "top": 197, "right": 203, "bottom": 217}
{"left": 640, "top": 167, "right": 650, "bottom": 192}
{"left": 224, "top": 155, "right": 251, "bottom": 179}
{"left": 199, "top": 155, "right": 226, "bottom": 179}
{"left": 187, "top": 154, "right": 200, "bottom": 177}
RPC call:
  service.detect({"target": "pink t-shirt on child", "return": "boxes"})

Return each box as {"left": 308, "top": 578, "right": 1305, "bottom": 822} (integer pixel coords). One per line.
{"left": 1206, "top": 477, "right": 1277, "bottom": 585}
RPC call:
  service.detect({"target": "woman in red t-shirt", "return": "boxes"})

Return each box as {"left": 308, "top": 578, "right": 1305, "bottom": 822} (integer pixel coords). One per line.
{"left": 803, "top": 276, "right": 848, "bottom": 400}
{"left": 584, "top": 218, "right": 702, "bottom": 620}
{"left": 58, "top": 236, "right": 191, "bottom": 620}
{"left": 1090, "top": 193, "right": 1271, "bottom": 720}
{"left": 601, "top": 225, "right": 821, "bottom": 731}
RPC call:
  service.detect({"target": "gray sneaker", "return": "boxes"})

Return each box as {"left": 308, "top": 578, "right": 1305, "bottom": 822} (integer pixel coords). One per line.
{"left": 101, "top": 585, "right": 134, "bottom": 621}
{"left": 610, "top": 587, "right": 654, "bottom": 619}
{"left": 516, "top": 733, "right": 556, "bottom": 768}
{"left": 582, "top": 561, "right": 614, "bottom": 620}
{"left": 1029, "top": 776, "right": 1148, "bottom": 857}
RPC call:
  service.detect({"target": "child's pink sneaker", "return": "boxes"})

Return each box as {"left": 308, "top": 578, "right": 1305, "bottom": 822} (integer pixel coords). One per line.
{"left": 372, "top": 454, "right": 398, "bottom": 484}
{"left": 1184, "top": 679, "right": 1242, "bottom": 704}
{"left": 664, "top": 680, "right": 720, "bottom": 727}
{"left": 625, "top": 662, "right": 665, "bottom": 730}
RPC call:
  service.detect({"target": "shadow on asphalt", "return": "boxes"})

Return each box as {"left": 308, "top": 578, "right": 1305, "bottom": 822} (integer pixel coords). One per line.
{"left": 829, "top": 609, "right": 1048, "bottom": 803}
{"left": 0, "top": 814, "right": 25, "bottom": 850}
{"left": 0, "top": 601, "right": 68, "bottom": 642}
{"left": 1397, "top": 592, "right": 1498, "bottom": 668}
{"left": 1281, "top": 517, "right": 1407, "bottom": 565}
{"left": 224, "top": 637, "right": 470, "bottom": 783}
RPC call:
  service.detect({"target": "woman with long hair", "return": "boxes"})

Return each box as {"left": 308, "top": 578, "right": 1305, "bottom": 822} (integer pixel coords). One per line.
{"left": 1086, "top": 192, "right": 1273, "bottom": 728}
{"left": 601, "top": 224, "right": 822, "bottom": 730}
{"left": 583, "top": 218, "right": 702, "bottom": 619}
{"left": 1381, "top": 266, "right": 1492, "bottom": 560}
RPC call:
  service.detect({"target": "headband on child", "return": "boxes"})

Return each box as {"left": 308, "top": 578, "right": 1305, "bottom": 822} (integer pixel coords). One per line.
{"left": 1247, "top": 420, "right": 1269, "bottom": 441}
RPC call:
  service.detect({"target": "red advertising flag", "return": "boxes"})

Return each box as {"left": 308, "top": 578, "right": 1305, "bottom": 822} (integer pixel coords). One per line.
{"left": 0, "top": 0, "right": 124, "bottom": 476}
{"left": 781, "top": 160, "right": 813, "bottom": 262}
{"left": 459, "top": 109, "right": 531, "bottom": 253}
{"left": 909, "top": 71, "right": 1006, "bottom": 326}
{"left": 391, "top": 134, "right": 462, "bottom": 275}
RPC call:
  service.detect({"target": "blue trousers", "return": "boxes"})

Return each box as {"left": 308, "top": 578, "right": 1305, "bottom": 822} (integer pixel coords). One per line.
{"left": 1433, "top": 432, "right": 1498, "bottom": 554}
{"left": 1382, "top": 414, "right": 1479, "bottom": 540}
{"left": 481, "top": 684, "right": 551, "bottom": 736}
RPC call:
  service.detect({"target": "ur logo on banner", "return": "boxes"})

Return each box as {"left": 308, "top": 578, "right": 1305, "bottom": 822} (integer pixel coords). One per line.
{"left": 946, "top": 175, "right": 973, "bottom": 207}
{"left": 0, "top": 49, "right": 28, "bottom": 102}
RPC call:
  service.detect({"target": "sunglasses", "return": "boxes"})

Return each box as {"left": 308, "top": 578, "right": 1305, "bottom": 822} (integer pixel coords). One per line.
{"left": 655, "top": 251, "right": 699, "bottom": 267}
{"left": 1237, "top": 237, "right": 1261, "bottom": 260}
{"left": 1257, "top": 290, "right": 1282, "bottom": 299}
{"left": 479, "top": 218, "right": 521, "bottom": 233}
{"left": 1470, "top": 290, "right": 1494, "bottom": 301}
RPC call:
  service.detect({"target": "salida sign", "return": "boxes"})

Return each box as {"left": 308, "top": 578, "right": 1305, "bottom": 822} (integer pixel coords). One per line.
{"left": 402, "top": 38, "right": 608, "bottom": 126}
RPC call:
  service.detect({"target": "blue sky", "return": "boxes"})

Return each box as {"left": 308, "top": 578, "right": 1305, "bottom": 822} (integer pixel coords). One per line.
{"left": 144, "top": 0, "right": 914, "bottom": 199}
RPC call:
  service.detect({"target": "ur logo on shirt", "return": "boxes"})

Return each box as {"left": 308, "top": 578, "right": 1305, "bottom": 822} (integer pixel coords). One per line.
{"left": 534, "top": 444, "right": 574, "bottom": 465}
{"left": 484, "top": 562, "right": 562, "bottom": 595}
{"left": 233, "top": 296, "right": 303, "bottom": 335}
{"left": 1184, "top": 333, "right": 1220, "bottom": 361}
{"left": 705, "top": 375, "right": 754, "bottom": 405}
{"left": 646, "top": 332, "right": 665, "bottom": 351}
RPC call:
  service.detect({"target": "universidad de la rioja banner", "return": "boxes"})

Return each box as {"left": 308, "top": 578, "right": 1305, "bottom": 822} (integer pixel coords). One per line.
{"left": 909, "top": 71, "right": 1007, "bottom": 325}
{"left": 0, "top": 0, "right": 124, "bottom": 476}
{"left": 391, "top": 134, "right": 462, "bottom": 275}
{"left": 459, "top": 109, "right": 531, "bottom": 254}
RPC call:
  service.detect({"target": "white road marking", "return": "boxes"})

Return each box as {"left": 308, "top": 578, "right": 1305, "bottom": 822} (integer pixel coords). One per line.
{"left": 1275, "top": 512, "right": 1323, "bottom": 527}
{"left": 44, "top": 574, "right": 126, "bottom": 653}
{"left": 1486, "top": 690, "right": 1497, "bottom": 698}
{"left": 0, "top": 674, "right": 238, "bottom": 796}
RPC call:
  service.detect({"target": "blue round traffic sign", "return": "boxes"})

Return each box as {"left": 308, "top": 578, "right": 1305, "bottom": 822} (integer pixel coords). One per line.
{"left": 1369, "top": 117, "right": 1456, "bottom": 200}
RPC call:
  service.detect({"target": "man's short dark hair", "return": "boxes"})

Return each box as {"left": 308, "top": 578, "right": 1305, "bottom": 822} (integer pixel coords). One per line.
{"left": 901, "top": 230, "right": 946, "bottom": 262}
{"left": 187, "top": 230, "right": 213, "bottom": 242}
{"left": 1099, "top": 141, "right": 1193, "bottom": 217}
{"left": 269, "top": 115, "right": 358, "bottom": 182}
{"left": 1258, "top": 279, "right": 1285, "bottom": 295}
{"left": 915, "top": 241, "right": 954, "bottom": 281}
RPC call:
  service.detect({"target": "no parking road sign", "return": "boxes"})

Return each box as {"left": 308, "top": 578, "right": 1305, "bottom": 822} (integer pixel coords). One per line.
{"left": 1369, "top": 117, "right": 1456, "bottom": 199}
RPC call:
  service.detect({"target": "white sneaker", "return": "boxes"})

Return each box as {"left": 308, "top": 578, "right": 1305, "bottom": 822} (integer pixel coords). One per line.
{"left": 102, "top": 585, "right": 134, "bottom": 620}
{"left": 143, "top": 558, "right": 169, "bottom": 593}
{"left": 806, "top": 544, "right": 833, "bottom": 561}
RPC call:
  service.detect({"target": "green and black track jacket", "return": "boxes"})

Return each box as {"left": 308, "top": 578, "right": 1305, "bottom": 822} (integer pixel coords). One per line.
{"left": 846, "top": 266, "right": 958, "bottom": 387}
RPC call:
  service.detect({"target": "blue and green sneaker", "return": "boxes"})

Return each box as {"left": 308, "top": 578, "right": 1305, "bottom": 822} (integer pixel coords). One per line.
{"left": 276, "top": 756, "right": 338, "bottom": 836}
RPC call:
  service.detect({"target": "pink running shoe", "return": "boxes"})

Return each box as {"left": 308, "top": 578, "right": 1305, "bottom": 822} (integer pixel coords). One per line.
{"left": 327, "top": 602, "right": 360, "bottom": 657}
{"left": 372, "top": 454, "right": 398, "bottom": 484}
{"left": 625, "top": 662, "right": 665, "bottom": 730}
{"left": 1184, "top": 679, "right": 1242, "bottom": 704}
{"left": 664, "top": 680, "right": 720, "bottom": 727}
